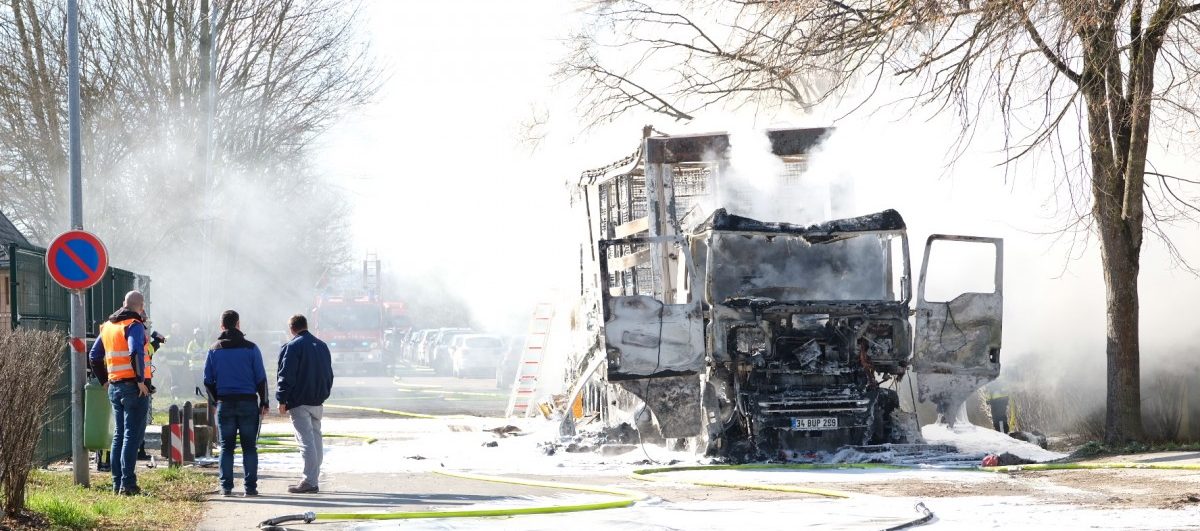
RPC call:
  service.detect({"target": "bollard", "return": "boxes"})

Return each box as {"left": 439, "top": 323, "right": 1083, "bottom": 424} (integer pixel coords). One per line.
{"left": 168, "top": 405, "right": 182, "bottom": 468}
{"left": 193, "top": 402, "right": 211, "bottom": 457}
{"left": 194, "top": 426, "right": 213, "bottom": 458}
{"left": 183, "top": 401, "right": 194, "bottom": 462}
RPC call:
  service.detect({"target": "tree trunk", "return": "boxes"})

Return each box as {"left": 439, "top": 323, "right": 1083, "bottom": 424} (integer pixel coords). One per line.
{"left": 1079, "top": 25, "right": 1148, "bottom": 444}
{"left": 1098, "top": 216, "right": 1144, "bottom": 443}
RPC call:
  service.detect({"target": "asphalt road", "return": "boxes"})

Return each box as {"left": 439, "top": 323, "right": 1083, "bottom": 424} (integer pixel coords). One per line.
{"left": 323, "top": 364, "right": 510, "bottom": 417}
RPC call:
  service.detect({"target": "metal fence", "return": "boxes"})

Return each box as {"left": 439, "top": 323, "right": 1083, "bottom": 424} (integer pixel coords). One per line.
{"left": 8, "top": 244, "right": 71, "bottom": 331}
{"left": 86, "top": 266, "right": 147, "bottom": 337}
{"left": 35, "top": 347, "right": 72, "bottom": 466}
{"left": 7, "top": 243, "right": 146, "bottom": 466}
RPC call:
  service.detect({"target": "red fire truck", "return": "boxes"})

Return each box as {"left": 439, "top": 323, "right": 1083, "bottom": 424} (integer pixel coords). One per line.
{"left": 311, "top": 296, "right": 387, "bottom": 374}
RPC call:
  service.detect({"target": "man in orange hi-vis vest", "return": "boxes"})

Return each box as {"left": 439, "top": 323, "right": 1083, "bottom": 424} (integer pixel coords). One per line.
{"left": 88, "top": 291, "right": 151, "bottom": 496}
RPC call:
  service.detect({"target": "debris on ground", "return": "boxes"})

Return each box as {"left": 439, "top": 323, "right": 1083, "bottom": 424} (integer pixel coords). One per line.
{"left": 565, "top": 443, "right": 594, "bottom": 453}
{"left": 981, "top": 453, "right": 1034, "bottom": 467}
{"left": 1163, "top": 493, "right": 1200, "bottom": 510}
{"left": 486, "top": 425, "right": 524, "bottom": 438}
{"left": 1008, "top": 430, "right": 1049, "bottom": 449}
{"left": 599, "top": 444, "right": 638, "bottom": 456}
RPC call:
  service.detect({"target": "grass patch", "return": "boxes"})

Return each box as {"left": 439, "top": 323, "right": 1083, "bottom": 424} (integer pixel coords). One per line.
{"left": 1070, "top": 439, "right": 1200, "bottom": 459}
{"left": 25, "top": 495, "right": 99, "bottom": 529}
{"left": 151, "top": 410, "right": 170, "bottom": 426}
{"left": 20, "top": 467, "right": 213, "bottom": 530}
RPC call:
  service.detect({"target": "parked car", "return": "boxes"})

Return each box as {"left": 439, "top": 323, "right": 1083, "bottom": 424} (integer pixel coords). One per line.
{"left": 450, "top": 334, "right": 506, "bottom": 379}
{"left": 430, "top": 329, "right": 473, "bottom": 375}
{"left": 418, "top": 328, "right": 465, "bottom": 366}
{"left": 403, "top": 329, "right": 434, "bottom": 363}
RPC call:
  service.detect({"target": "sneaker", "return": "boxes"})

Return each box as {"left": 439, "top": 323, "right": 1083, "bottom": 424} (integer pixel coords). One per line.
{"left": 244, "top": 489, "right": 259, "bottom": 497}
{"left": 221, "top": 489, "right": 234, "bottom": 497}
{"left": 119, "top": 486, "right": 142, "bottom": 496}
{"left": 287, "top": 483, "right": 319, "bottom": 494}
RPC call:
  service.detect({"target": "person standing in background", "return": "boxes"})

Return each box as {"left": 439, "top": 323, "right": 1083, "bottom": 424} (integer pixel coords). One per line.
{"left": 276, "top": 314, "right": 333, "bottom": 494}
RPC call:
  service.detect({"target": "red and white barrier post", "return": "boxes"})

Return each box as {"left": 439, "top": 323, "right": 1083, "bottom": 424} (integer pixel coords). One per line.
{"left": 168, "top": 405, "right": 183, "bottom": 467}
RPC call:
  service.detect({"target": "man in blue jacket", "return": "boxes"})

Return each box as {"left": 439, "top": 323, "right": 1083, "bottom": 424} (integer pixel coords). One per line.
{"left": 203, "top": 310, "right": 268, "bottom": 497}
{"left": 277, "top": 314, "right": 333, "bottom": 494}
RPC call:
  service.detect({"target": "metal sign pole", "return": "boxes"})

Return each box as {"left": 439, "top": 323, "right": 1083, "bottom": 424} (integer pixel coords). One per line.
{"left": 66, "top": 0, "right": 88, "bottom": 487}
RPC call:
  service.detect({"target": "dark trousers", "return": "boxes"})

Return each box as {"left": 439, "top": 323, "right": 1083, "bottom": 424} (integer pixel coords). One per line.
{"left": 988, "top": 396, "right": 1010, "bottom": 433}
{"left": 217, "top": 400, "right": 261, "bottom": 491}
{"left": 109, "top": 381, "right": 150, "bottom": 491}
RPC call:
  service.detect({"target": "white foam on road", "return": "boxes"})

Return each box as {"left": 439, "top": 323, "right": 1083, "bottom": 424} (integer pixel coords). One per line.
{"left": 255, "top": 416, "right": 705, "bottom": 477}
{"left": 920, "top": 423, "right": 1066, "bottom": 463}
{"left": 257, "top": 416, "right": 1067, "bottom": 478}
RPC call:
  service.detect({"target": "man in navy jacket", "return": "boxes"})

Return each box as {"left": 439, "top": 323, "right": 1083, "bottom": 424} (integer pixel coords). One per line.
{"left": 203, "top": 310, "right": 268, "bottom": 497}
{"left": 276, "top": 314, "right": 333, "bottom": 494}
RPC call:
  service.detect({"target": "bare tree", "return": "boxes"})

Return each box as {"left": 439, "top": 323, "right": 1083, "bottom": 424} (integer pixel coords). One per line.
{"left": 0, "top": 327, "right": 64, "bottom": 516}
{"left": 565, "top": 0, "right": 1200, "bottom": 443}
{"left": 0, "top": 0, "right": 377, "bottom": 325}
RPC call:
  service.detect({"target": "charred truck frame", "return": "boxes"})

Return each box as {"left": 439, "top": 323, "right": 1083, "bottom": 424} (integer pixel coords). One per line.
{"left": 573, "top": 128, "right": 1004, "bottom": 459}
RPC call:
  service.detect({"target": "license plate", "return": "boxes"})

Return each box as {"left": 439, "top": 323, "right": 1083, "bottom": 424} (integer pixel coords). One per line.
{"left": 791, "top": 417, "right": 838, "bottom": 430}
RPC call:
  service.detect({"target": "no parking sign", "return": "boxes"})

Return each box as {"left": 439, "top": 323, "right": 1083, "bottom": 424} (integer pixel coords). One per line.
{"left": 45, "top": 230, "right": 109, "bottom": 291}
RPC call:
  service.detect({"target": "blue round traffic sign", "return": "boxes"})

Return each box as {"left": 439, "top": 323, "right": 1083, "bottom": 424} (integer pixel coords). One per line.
{"left": 46, "top": 230, "right": 109, "bottom": 291}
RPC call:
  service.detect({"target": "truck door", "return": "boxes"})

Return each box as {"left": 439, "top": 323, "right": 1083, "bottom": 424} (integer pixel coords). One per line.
{"left": 597, "top": 236, "right": 706, "bottom": 438}
{"left": 912, "top": 235, "right": 1003, "bottom": 423}
{"left": 597, "top": 236, "right": 704, "bottom": 378}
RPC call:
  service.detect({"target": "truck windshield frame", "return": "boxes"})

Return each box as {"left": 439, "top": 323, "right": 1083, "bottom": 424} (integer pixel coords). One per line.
{"left": 705, "top": 229, "right": 911, "bottom": 305}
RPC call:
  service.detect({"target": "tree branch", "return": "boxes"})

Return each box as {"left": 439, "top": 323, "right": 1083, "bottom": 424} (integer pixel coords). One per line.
{"left": 1147, "top": 171, "right": 1200, "bottom": 186}
{"left": 1016, "top": 2, "right": 1081, "bottom": 84}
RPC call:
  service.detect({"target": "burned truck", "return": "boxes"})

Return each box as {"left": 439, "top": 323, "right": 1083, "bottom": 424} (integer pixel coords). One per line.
{"left": 571, "top": 128, "right": 1003, "bottom": 458}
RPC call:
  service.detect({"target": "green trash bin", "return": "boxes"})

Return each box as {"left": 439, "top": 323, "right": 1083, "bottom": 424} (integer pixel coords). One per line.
{"left": 84, "top": 379, "right": 114, "bottom": 451}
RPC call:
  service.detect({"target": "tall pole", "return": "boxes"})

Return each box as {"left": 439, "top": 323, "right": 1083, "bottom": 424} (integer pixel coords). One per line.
{"left": 66, "top": 0, "right": 89, "bottom": 487}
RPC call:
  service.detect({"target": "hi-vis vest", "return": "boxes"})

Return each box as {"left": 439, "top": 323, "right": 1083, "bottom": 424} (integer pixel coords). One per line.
{"left": 99, "top": 318, "right": 152, "bottom": 382}
{"left": 145, "top": 340, "right": 156, "bottom": 380}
